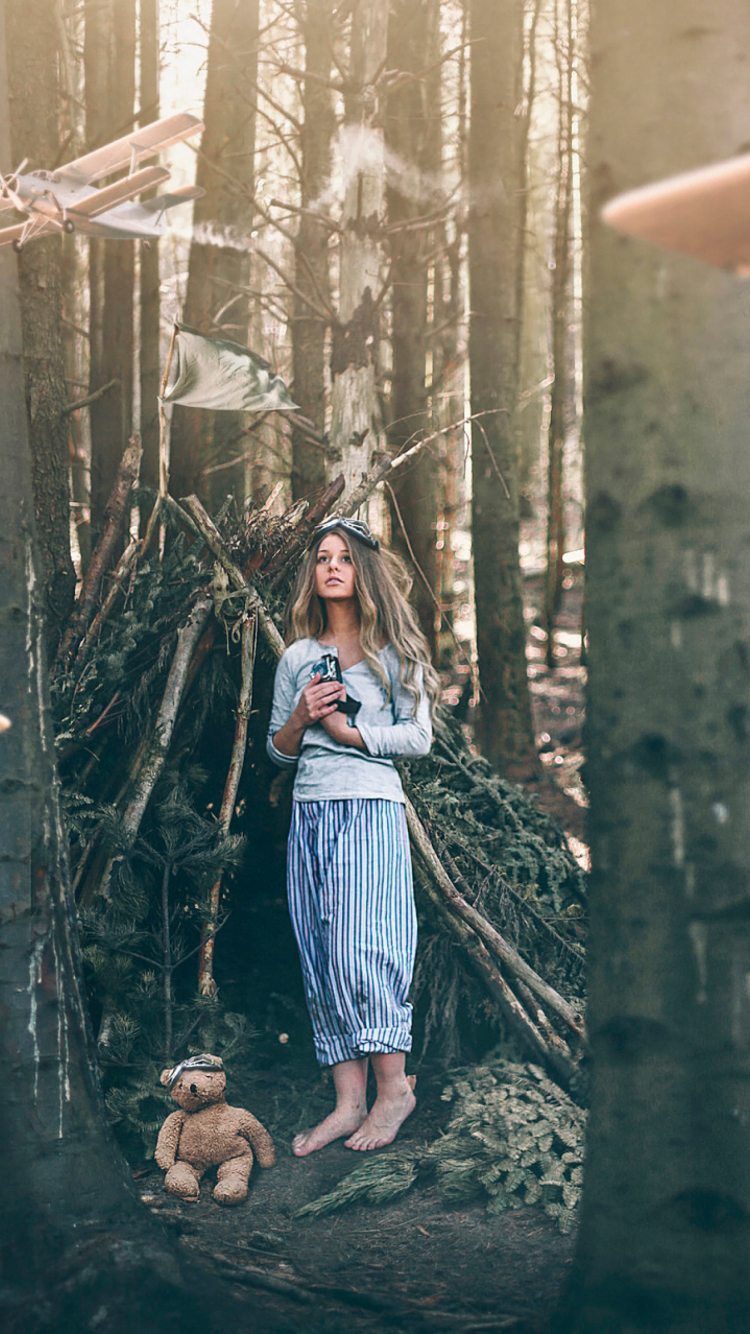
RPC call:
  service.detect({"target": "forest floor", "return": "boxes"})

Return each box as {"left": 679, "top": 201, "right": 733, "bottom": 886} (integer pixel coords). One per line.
{"left": 135, "top": 1052, "right": 575, "bottom": 1333}
{"left": 130, "top": 558, "right": 587, "bottom": 1332}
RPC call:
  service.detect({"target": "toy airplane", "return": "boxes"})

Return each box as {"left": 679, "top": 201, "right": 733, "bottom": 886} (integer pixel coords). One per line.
{"left": 0, "top": 111, "right": 205, "bottom": 252}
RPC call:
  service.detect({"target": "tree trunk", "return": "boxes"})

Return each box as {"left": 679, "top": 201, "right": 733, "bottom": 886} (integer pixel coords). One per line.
{"left": 169, "top": 0, "right": 260, "bottom": 512}
{"left": 544, "top": 0, "right": 575, "bottom": 666}
{"left": 385, "top": 0, "right": 441, "bottom": 654}
{"left": 6, "top": 0, "right": 75, "bottom": 653}
{"left": 560, "top": 3, "right": 750, "bottom": 1329}
{"left": 139, "top": 0, "right": 161, "bottom": 501}
{"left": 88, "top": 0, "right": 136, "bottom": 534}
{"left": 290, "top": 0, "right": 335, "bottom": 502}
{"left": 0, "top": 18, "right": 272, "bottom": 1326}
{"left": 468, "top": 0, "right": 537, "bottom": 780}
{"left": 330, "top": 0, "right": 389, "bottom": 502}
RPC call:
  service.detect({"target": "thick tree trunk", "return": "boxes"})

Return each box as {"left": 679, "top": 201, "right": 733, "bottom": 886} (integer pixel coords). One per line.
{"left": 468, "top": 0, "right": 537, "bottom": 780}
{"left": 290, "top": 0, "right": 335, "bottom": 502}
{"left": 88, "top": 0, "right": 136, "bottom": 534}
{"left": 385, "top": 0, "right": 441, "bottom": 653}
{"left": 560, "top": 3, "right": 750, "bottom": 1329}
{"left": 330, "top": 0, "right": 389, "bottom": 501}
{"left": 0, "top": 19, "right": 272, "bottom": 1327}
{"left": 6, "top": 0, "right": 75, "bottom": 653}
{"left": 169, "top": 0, "right": 260, "bottom": 512}
{"left": 139, "top": 0, "right": 161, "bottom": 500}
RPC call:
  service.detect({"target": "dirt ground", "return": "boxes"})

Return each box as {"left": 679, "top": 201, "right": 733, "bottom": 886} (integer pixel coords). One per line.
{"left": 137, "top": 1057, "right": 576, "bottom": 1333}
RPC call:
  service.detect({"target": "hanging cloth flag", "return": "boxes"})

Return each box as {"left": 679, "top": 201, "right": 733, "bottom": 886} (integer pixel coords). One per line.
{"left": 162, "top": 323, "right": 299, "bottom": 412}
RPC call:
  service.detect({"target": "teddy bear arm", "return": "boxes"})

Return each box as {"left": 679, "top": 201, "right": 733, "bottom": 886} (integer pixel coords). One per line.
{"left": 238, "top": 1112, "right": 276, "bottom": 1168}
{"left": 155, "top": 1109, "right": 186, "bottom": 1169}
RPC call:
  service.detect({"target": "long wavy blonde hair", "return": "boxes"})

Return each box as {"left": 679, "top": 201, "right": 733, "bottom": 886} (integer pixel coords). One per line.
{"left": 285, "top": 524, "right": 440, "bottom": 714}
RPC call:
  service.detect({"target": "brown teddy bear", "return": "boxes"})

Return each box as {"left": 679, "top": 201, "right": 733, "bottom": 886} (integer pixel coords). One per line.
{"left": 155, "top": 1054, "right": 276, "bottom": 1206}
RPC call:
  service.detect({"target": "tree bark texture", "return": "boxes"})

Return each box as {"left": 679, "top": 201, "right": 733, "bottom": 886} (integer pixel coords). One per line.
{"left": 0, "top": 11, "right": 168, "bottom": 1307}
{"left": 468, "top": 0, "right": 537, "bottom": 779}
{"left": 560, "top": 4, "right": 750, "bottom": 1330}
{"left": 290, "top": 0, "right": 335, "bottom": 501}
{"left": 544, "top": 0, "right": 575, "bottom": 665}
{"left": 169, "top": 0, "right": 260, "bottom": 511}
{"left": 6, "top": 0, "right": 75, "bottom": 652}
{"left": 139, "top": 0, "right": 162, "bottom": 499}
{"left": 385, "top": 0, "right": 441, "bottom": 653}
{"left": 87, "top": 0, "right": 136, "bottom": 534}
{"left": 0, "top": 23, "right": 278, "bottom": 1324}
{"left": 330, "top": 0, "right": 389, "bottom": 502}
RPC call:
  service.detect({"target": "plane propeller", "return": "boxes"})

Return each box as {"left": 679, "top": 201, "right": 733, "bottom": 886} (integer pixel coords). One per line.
{"left": 0, "top": 159, "right": 29, "bottom": 211}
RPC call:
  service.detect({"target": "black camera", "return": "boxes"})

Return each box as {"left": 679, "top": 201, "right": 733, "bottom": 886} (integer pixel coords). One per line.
{"left": 310, "top": 654, "right": 361, "bottom": 717}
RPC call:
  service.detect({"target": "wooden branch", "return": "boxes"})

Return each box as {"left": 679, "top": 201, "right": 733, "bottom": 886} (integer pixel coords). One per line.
{"left": 508, "top": 973, "right": 580, "bottom": 1070}
{"left": 405, "top": 796, "right": 586, "bottom": 1042}
{"left": 265, "top": 473, "right": 346, "bottom": 590}
{"left": 73, "top": 538, "right": 138, "bottom": 672}
{"left": 197, "top": 613, "right": 258, "bottom": 999}
{"left": 340, "top": 423, "right": 455, "bottom": 516}
{"left": 158, "top": 323, "right": 178, "bottom": 498}
{"left": 62, "top": 377, "right": 119, "bottom": 416}
{"left": 340, "top": 451, "right": 396, "bottom": 516}
{"left": 95, "top": 593, "right": 214, "bottom": 903}
{"left": 180, "top": 495, "right": 285, "bottom": 659}
{"left": 413, "top": 863, "right": 576, "bottom": 1088}
{"left": 54, "top": 435, "right": 142, "bottom": 675}
{"left": 123, "top": 593, "right": 213, "bottom": 840}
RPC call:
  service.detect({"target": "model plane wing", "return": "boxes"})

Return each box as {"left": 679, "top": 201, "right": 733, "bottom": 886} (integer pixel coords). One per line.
{"left": 0, "top": 219, "right": 55, "bottom": 247}
{"left": 602, "top": 153, "right": 750, "bottom": 272}
{"left": 134, "top": 184, "right": 205, "bottom": 214}
{"left": 67, "top": 165, "right": 170, "bottom": 220}
{"left": 58, "top": 112, "right": 204, "bottom": 185}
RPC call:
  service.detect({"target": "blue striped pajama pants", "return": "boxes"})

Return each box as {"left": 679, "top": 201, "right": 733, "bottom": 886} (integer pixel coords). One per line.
{"left": 287, "top": 798, "right": 417, "bottom": 1067}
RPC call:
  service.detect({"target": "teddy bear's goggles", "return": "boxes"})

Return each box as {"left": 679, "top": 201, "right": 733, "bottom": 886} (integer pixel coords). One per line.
{"left": 165, "top": 1053, "right": 224, "bottom": 1090}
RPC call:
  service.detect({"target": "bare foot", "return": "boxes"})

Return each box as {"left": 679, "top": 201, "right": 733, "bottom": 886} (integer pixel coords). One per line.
{"left": 344, "top": 1076, "right": 416, "bottom": 1152}
{"left": 292, "top": 1103, "right": 367, "bottom": 1157}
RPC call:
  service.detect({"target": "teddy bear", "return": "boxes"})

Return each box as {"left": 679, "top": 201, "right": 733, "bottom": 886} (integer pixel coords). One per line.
{"left": 155, "top": 1054, "right": 276, "bottom": 1206}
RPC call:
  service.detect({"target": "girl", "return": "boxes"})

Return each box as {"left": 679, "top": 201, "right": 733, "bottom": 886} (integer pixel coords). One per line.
{"left": 267, "top": 516, "right": 438, "bottom": 1154}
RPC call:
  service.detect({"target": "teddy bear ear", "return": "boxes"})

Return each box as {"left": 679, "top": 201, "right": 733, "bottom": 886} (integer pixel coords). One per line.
{"left": 159, "top": 1068, "right": 174, "bottom": 1087}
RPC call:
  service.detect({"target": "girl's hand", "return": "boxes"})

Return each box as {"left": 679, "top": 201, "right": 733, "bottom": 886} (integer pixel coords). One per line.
{"left": 272, "top": 674, "right": 345, "bottom": 759}
{"left": 320, "top": 709, "right": 365, "bottom": 750}
{"left": 293, "top": 673, "right": 346, "bottom": 727}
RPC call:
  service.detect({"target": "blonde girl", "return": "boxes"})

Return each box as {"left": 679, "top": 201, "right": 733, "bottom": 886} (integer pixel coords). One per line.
{"left": 267, "top": 517, "right": 438, "bottom": 1153}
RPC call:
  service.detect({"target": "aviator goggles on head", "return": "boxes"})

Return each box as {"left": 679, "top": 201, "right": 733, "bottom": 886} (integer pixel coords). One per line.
{"left": 311, "top": 516, "right": 380, "bottom": 552}
{"left": 163, "top": 1054, "right": 224, "bottom": 1090}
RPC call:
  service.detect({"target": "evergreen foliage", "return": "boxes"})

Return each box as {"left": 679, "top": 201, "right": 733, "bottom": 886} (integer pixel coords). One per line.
{"left": 50, "top": 495, "right": 587, "bottom": 1156}
{"left": 296, "top": 1059, "right": 585, "bottom": 1233}
{"left": 407, "top": 716, "right": 586, "bottom": 1060}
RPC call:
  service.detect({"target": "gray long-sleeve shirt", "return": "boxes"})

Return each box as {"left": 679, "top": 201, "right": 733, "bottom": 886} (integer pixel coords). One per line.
{"left": 266, "top": 637, "right": 432, "bottom": 803}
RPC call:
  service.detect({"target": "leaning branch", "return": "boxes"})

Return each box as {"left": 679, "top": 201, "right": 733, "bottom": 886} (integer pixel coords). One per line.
{"left": 413, "top": 863, "right": 576, "bottom": 1089}
{"left": 54, "top": 435, "right": 142, "bottom": 674}
{"left": 93, "top": 593, "right": 214, "bottom": 905}
{"left": 405, "top": 797, "right": 586, "bottom": 1042}
{"left": 197, "top": 612, "right": 258, "bottom": 999}
{"left": 180, "top": 495, "right": 285, "bottom": 659}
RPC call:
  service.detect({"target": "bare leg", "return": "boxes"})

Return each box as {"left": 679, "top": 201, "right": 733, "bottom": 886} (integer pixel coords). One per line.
{"left": 292, "top": 1057, "right": 368, "bottom": 1156}
{"left": 344, "top": 1052, "right": 416, "bottom": 1151}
